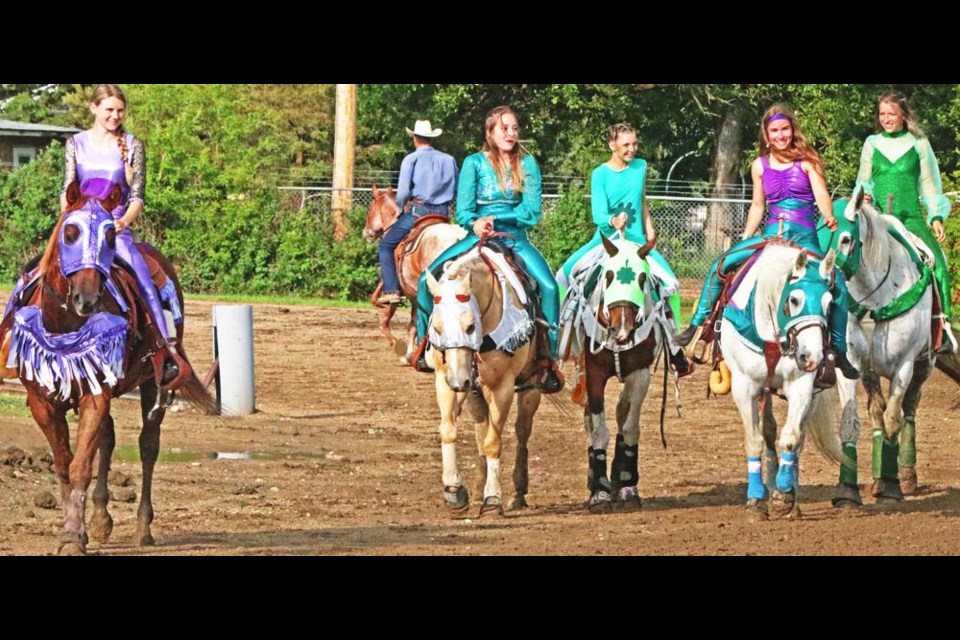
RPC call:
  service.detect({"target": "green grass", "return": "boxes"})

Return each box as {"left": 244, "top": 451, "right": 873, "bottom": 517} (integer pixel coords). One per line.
{"left": 185, "top": 293, "right": 368, "bottom": 309}
{"left": 0, "top": 391, "right": 31, "bottom": 417}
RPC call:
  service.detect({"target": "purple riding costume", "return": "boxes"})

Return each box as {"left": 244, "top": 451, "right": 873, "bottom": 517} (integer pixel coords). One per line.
{"left": 63, "top": 131, "right": 178, "bottom": 339}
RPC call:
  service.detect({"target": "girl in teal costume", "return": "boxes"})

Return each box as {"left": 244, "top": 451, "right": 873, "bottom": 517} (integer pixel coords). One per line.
{"left": 558, "top": 122, "right": 692, "bottom": 375}
{"left": 676, "top": 105, "right": 860, "bottom": 379}
{"left": 412, "top": 106, "right": 563, "bottom": 392}
{"left": 855, "top": 90, "right": 956, "bottom": 354}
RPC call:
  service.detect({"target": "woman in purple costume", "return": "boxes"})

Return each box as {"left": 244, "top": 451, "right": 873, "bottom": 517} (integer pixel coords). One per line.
{"left": 676, "top": 104, "right": 859, "bottom": 378}
{"left": 60, "top": 84, "right": 190, "bottom": 389}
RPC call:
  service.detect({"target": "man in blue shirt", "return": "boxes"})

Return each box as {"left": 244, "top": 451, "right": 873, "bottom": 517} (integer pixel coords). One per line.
{"left": 377, "top": 120, "right": 459, "bottom": 305}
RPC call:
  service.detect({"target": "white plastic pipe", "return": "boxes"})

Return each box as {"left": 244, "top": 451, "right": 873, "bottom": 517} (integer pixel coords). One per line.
{"left": 213, "top": 305, "right": 255, "bottom": 415}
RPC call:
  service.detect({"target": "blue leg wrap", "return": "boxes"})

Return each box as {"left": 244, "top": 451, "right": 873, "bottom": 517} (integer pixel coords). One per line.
{"left": 747, "top": 456, "right": 766, "bottom": 500}
{"left": 776, "top": 451, "right": 799, "bottom": 493}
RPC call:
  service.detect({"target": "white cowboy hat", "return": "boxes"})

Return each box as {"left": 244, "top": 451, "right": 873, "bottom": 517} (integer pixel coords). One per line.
{"left": 406, "top": 119, "right": 443, "bottom": 138}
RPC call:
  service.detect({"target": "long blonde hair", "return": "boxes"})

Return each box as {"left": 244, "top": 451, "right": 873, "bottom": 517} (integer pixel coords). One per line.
{"left": 758, "top": 104, "right": 824, "bottom": 177}
{"left": 481, "top": 106, "right": 527, "bottom": 194}
{"left": 90, "top": 84, "right": 129, "bottom": 163}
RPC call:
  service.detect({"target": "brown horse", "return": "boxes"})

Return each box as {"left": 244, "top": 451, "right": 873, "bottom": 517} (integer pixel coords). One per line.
{"left": 562, "top": 235, "right": 667, "bottom": 513}
{"left": 4, "top": 183, "right": 215, "bottom": 555}
{"left": 362, "top": 185, "right": 465, "bottom": 363}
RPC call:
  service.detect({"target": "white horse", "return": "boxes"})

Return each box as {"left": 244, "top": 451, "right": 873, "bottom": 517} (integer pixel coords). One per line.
{"left": 423, "top": 249, "right": 542, "bottom": 516}
{"left": 720, "top": 243, "right": 845, "bottom": 519}
{"left": 825, "top": 189, "right": 936, "bottom": 504}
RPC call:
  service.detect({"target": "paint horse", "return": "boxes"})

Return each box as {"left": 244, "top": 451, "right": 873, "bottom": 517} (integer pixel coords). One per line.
{"left": 2, "top": 183, "right": 215, "bottom": 555}
{"left": 362, "top": 186, "right": 465, "bottom": 363}
{"left": 822, "top": 190, "right": 938, "bottom": 504}
{"left": 423, "top": 247, "right": 542, "bottom": 515}
{"left": 560, "top": 235, "right": 674, "bottom": 512}
{"left": 720, "top": 242, "right": 844, "bottom": 519}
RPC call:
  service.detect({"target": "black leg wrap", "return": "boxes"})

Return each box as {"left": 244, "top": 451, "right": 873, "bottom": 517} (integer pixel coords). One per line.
{"left": 611, "top": 434, "right": 639, "bottom": 490}
{"left": 587, "top": 447, "right": 611, "bottom": 493}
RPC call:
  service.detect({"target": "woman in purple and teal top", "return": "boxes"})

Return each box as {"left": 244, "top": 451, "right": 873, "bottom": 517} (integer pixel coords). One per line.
{"left": 855, "top": 90, "right": 956, "bottom": 353}
{"left": 676, "top": 104, "right": 860, "bottom": 379}
{"left": 61, "top": 84, "right": 190, "bottom": 389}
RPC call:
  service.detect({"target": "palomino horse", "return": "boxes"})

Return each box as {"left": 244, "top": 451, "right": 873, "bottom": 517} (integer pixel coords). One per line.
{"left": 362, "top": 185, "right": 465, "bottom": 363}
{"left": 720, "top": 243, "right": 844, "bottom": 519}
{"left": 560, "top": 235, "right": 669, "bottom": 513}
{"left": 823, "top": 190, "right": 937, "bottom": 504}
{"left": 3, "top": 183, "right": 215, "bottom": 555}
{"left": 423, "top": 247, "right": 541, "bottom": 515}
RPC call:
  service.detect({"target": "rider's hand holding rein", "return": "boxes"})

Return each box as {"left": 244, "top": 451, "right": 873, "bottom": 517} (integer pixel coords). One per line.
{"left": 473, "top": 216, "right": 495, "bottom": 238}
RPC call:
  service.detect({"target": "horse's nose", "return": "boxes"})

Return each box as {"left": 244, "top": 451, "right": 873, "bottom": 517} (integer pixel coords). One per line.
{"left": 797, "top": 349, "right": 819, "bottom": 372}
{"left": 73, "top": 291, "right": 100, "bottom": 316}
{"left": 446, "top": 375, "right": 472, "bottom": 393}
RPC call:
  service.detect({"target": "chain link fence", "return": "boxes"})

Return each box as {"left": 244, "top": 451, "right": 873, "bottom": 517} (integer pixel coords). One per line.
{"left": 281, "top": 186, "right": 751, "bottom": 279}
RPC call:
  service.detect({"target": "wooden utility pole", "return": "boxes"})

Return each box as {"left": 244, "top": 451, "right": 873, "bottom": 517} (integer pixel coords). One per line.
{"left": 332, "top": 84, "right": 357, "bottom": 241}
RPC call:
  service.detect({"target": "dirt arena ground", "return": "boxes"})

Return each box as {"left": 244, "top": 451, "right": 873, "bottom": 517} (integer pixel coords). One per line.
{"left": 1, "top": 299, "right": 959, "bottom": 555}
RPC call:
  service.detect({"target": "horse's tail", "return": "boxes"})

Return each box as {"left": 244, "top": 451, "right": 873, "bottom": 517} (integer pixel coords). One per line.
{"left": 176, "top": 370, "right": 220, "bottom": 415}
{"left": 802, "top": 386, "right": 849, "bottom": 466}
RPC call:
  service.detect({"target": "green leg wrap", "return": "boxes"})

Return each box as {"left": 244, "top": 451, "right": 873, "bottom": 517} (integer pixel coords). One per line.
{"left": 839, "top": 442, "right": 858, "bottom": 486}
{"left": 898, "top": 418, "right": 917, "bottom": 468}
{"left": 872, "top": 429, "right": 900, "bottom": 481}
{"left": 668, "top": 293, "right": 681, "bottom": 331}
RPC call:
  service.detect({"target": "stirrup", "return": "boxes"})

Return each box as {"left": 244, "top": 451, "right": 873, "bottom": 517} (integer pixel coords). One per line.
{"left": 411, "top": 337, "right": 434, "bottom": 373}
{"left": 536, "top": 358, "right": 564, "bottom": 394}
{"left": 669, "top": 350, "right": 696, "bottom": 379}
{"left": 937, "top": 324, "right": 958, "bottom": 355}
{"left": 159, "top": 341, "right": 193, "bottom": 392}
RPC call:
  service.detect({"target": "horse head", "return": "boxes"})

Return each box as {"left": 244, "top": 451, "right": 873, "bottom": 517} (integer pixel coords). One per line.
{"left": 362, "top": 185, "right": 400, "bottom": 242}
{"left": 55, "top": 181, "right": 120, "bottom": 316}
{"left": 600, "top": 234, "right": 653, "bottom": 345}
{"left": 776, "top": 248, "right": 837, "bottom": 372}
{"left": 818, "top": 187, "right": 867, "bottom": 280}
{"left": 425, "top": 265, "right": 483, "bottom": 392}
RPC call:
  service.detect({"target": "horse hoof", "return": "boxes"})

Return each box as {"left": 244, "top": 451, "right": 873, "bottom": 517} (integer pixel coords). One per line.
{"left": 479, "top": 496, "right": 504, "bottom": 517}
{"left": 58, "top": 533, "right": 87, "bottom": 556}
{"left": 744, "top": 499, "right": 768, "bottom": 522}
{"left": 89, "top": 515, "right": 114, "bottom": 544}
{"left": 613, "top": 487, "right": 642, "bottom": 511}
{"left": 587, "top": 490, "right": 612, "bottom": 514}
{"left": 900, "top": 467, "right": 918, "bottom": 495}
{"left": 871, "top": 479, "right": 903, "bottom": 502}
{"left": 508, "top": 495, "right": 528, "bottom": 511}
{"left": 398, "top": 355, "right": 411, "bottom": 366}
{"left": 443, "top": 486, "right": 469, "bottom": 511}
{"left": 831, "top": 482, "right": 863, "bottom": 509}
{"left": 770, "top": 490, "right": 798, "bottom": 518}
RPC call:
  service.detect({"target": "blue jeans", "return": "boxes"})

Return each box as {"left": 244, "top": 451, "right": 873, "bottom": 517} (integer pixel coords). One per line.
{"left": 378, "top": 202, "right": 450, "bottom": 294}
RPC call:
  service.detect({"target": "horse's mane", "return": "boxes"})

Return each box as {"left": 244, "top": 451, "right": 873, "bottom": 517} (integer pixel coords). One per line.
{"left": 855, "top": 200, "right": 893, "bottom": 267}
{"left": 37, "top": 212, "right": 71, "bottom": 277}
{"left": 443, "top": 249, "right": 487, "bottom": 281}
{"left": 755, "top": 243, "right": 804, "bottom": 315}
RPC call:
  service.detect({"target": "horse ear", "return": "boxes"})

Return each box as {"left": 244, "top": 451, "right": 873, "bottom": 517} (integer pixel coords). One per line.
{"left": 794, "top": 251, "right": 808, "bottom": 274}
{"left": 426, "top": 270, "right": 442, "bottom": 297}
{"left": 65, "top": 180, "right": 81, "bottom": 208}
{"left": 849, "top": 186, "right": 864, "bottom": 222}
{"left": 820, "top": 249, "right": 837, "bottom": 280}
{"left": 372, "top": 184, "right": 380, "bottom": 198}
{"left": 103, "top": 184, "right": 123, "bottom": 213}
{"left": 457, "top": 271, "right": 472, "bottom": 296}
{"left": 638, "top": 272, "right": 647, "bottom": 290}
{"left": 601, "top": 233, "right": 619, "bottom": 257}
{"left": 605, "top": 271, "right": 614, "bottom": 288}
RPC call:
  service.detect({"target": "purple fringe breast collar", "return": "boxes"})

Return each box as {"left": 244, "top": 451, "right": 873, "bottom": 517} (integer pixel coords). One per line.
{"left": 7, "top": 307, "right": 129, "bottom": 400}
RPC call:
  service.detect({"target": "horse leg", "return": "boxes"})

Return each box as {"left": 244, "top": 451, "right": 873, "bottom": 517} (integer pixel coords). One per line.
{"left": 89, "top": 415, "right": 116, "bottom": 544}
{"left": 867, "top": 361, "right": 914, "bottom": 503}
{"left": 899, "top": 358, "right": 932, "bottom": 495}
{"left": 770, "top": 378, "right": 814, "bottom": 518}
{"left": 137, "top": 380, "right": 164, "bottom": 545}
{"left": 378, "top": 301, "right": 397, "bottom": 349}
{"left": 477, "top": 382, "right": 515, "bottom": 517}
{"left": 731, "top": 377, "right": 767, "bottom": 520}
{"left": 761, "top": 399, "right": 779, "bottom": 497}
{"left": 610, "top": 368, "right": 650, "bottom": 510}
{"left": 466, "top": 392, "right": 489, "bottom": 503}
{"left": 584, "top": 362, "right": 613, "bottom": 513}
{"left": 437, "top": 375, "right": 469, "bottom": 511}
{"left": 833, "top": 374, "right": 864, "bottom": 508}
{"left": 399, "top": 307, "right": 417, "bottom": 364}
{"left": 509, "top": 389, "right": 541, "bottom": 511}
{"left": 55, "top": 394, "right": 110, "bottom": 555}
